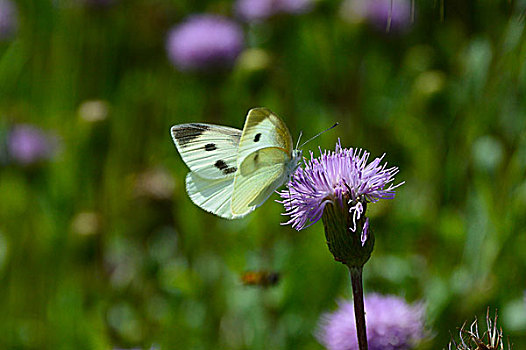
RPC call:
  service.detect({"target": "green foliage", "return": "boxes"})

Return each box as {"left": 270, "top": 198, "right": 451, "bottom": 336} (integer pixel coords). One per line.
{"left": 1, "top": 0, "right": 526, "bottom": 349}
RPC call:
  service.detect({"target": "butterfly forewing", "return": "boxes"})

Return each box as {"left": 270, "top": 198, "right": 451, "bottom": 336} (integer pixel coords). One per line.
{"left": 236, "top": 108, "right": 294, "bottom": 167}
{"left": 231, "top": 147, "right": 291, "bottom": 216}
{"left": 171, "top": 123, "right": 241, "bottom": 180}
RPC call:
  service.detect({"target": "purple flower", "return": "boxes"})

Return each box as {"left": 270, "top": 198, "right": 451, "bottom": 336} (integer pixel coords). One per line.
{"left": 317, "top": 294, "right": 426, "bottom": 350}
{"left": 279, "top": 140, "right": 403, "bottom": 231}
{"left": 0, "top": 0, "right": 18, "bottom": 41}
{"left": 166, "top": 15, "right": 244, "bottom": 71}
{"left": 235, "top": 0, "right": 313, "bottom": 22}
{"left": 341, "top": 0, "right": 412, "bottom": 32}
{"left": 7, "top": 124, "right": 59, "bottom": 165}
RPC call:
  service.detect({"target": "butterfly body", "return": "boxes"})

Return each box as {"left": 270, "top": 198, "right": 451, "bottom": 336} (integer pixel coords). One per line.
{"left": 171, "top": 108, "right": 301, "bottom": 219}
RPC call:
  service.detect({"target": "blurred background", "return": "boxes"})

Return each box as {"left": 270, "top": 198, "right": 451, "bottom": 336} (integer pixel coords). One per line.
{"left": 1, "top": 0, "right": 526, "bottom": 349}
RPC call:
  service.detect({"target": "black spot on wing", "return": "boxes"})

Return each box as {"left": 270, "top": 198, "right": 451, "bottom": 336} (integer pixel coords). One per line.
{"left": 223, "top": 166, "right": 237, "bottom": 175}
{"left": 173, "top": 124, "right": 210, "bottom": 146}
{"left": 214, "top": 160, "right": 237, "bottom": 175}
{"left": 205, "top": 143, "right": 216, "bottom": 151}
{"left": 254, "top": 133, "right": 261, "bottom": 142}
{"left": 215, "top": 160, "right": 228, "bottom": 170}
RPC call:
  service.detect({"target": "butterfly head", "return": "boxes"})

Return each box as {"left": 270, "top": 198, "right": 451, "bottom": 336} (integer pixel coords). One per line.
{"left": 292, "top": 149, "right": 303, "bottom": 164}
{"left": 287, "top": 149, "right": 303, "bottom": 178}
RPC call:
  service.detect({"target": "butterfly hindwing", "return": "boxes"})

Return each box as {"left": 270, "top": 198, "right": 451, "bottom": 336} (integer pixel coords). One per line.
{"left": 231, "top": 147, "right": 291, "bottom": 216}
{"left": 185, "top": 172, "right": 250, "bottom": 219}
{"left": 236, "top": 108, "right": 294, "bottom": 167}
{"left": 171, "top": 123, "right": 241, "bottom": 180}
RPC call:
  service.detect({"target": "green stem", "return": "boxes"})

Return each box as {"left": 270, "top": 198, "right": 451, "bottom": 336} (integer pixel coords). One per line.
{"left": 321, "top": 200, "right": 373, "bottom": 350}
{"left": 348, "top": 265, "right": 368, "bottom": 350}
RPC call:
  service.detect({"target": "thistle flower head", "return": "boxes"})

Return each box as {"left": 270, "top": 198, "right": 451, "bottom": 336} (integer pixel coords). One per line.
{"left": 7, "top": 124, "right": 59, "bottom": 165}
{"left": 279, "top": 140, "right": 402, "bottom": 266}
{"left": 235, "top": 0, "right": 313, "bottom": 22}
{"left": 341, "top": 0, "right": 412, "bottom": 32}
{"left": 0, "top": 0, "right": 17, "bottom": 41}
{"left": 448, "top": 309, "right": 511, "bottom": 350}
{"left": 317, "top": 293, "right": 426, "bottom": 350}
{"left": 279, "top": 139, "right": 403, "bottom": 231}
{"left": 166, "top": 15, "right": 244, "bottom": 71}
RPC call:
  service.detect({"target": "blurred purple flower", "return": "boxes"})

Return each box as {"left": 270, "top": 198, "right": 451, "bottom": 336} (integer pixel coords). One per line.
{"left": 317, "top": 294, "right": 426, "bottom": 350}
{"left": 279, "top": 140, "right": 403, "bottom": 231}
{"left": 8, "top": 124, "right": 59, "bottom": 165}
{"left": 235, "top": 0, "right": 313, "bottom": 22}
{"left": 341, "top": 0, "right": 412, "bottom": 32}
{"left": 166, "top": 15, "right": 244, "bottom": 71}
{"left": 0, "top": 0, "right": 18, "bottom": 41}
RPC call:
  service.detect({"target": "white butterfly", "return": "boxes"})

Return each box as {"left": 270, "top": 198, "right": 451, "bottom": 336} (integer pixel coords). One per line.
{"left": 171, "top": 107, "right": 303, "bottom": 219}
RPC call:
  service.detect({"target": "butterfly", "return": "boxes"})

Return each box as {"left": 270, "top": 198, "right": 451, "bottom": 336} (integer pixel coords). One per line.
{"left": 170, "top": 107, "right": 303, "bottom": 219}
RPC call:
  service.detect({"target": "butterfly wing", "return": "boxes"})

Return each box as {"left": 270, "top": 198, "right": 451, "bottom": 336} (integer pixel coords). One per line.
{"left": 171, "top": 123, "right": 241, "bottom": 180}
{"left": 172, "top": 110, "right": 295, "bottom": 219}
{"left": 231, "top": 147, "right": 291, "bottom": 216}
{"left": 171, "top": 123, "right": 244, "bottom": 219}
{"left": 185, "top": 172, "right": 248, "bottom": 219}
{"left": 236, "top": 108, "right": 294, "bottom": 166}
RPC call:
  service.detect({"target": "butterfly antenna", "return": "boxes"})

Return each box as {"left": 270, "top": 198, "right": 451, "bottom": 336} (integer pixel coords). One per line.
{"left": 295, "top": 131, "right": 303, "bottom": 150}
{"left": 299, "top": 122, "right": 339, "bottom": 149}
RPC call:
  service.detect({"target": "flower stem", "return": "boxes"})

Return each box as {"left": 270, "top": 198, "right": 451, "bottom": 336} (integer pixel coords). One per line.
{"left": 348, "top": 265, "right": 368, "bottom": 350}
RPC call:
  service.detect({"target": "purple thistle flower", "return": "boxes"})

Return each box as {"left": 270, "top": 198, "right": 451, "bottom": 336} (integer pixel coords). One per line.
{"left": 166, "top": 15, "right": 244, "bottom": 71}
{"left": 235, "top": 0, "right": 313, "bottom": 22}
{"left": 7, "top": 124, "right": 59, "bottom": 165}
{"left": 0, "top": 0, "right": 18, "bottom": 41}
{"left": 367, "top": 0, "right": 411, "bottom": 31}
{"left": 317, "top": 294, "right": 426, "bottom": 350}
{"left": 279, "top": 139, "right": 403, "bottom": 231}
{"left": 341, "top": 0, "right": 412, "bottom": 32}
